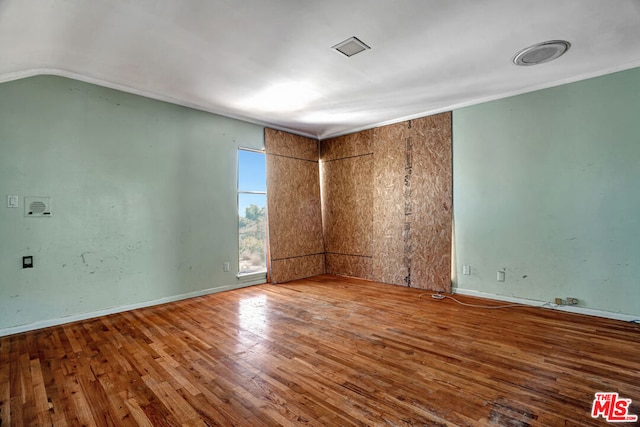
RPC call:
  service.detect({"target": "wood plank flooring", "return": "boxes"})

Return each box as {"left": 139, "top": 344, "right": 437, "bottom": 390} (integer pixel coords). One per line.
{"left": 1, "top": 274, "right": 639, "bottom": 426}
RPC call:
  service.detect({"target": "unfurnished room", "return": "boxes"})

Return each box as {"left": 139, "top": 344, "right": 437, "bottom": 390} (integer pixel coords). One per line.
{"left": 1, "top": 1, "right": 639, "bottom": 426}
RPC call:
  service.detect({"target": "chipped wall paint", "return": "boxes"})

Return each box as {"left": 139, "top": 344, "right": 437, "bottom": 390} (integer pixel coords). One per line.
{"left": 453, "top": 67, "right": 640, "bottom": 316}
{"left": 0, "top": 75, "right": 265, "bottom": 333}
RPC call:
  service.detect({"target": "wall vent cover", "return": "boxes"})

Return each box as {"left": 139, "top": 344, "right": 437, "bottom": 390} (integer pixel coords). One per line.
{"left": 25, "top": 197, "right": 52, "bottom": 217}
{"left": 332, "top": 36, "right": 371, "bottom": 57}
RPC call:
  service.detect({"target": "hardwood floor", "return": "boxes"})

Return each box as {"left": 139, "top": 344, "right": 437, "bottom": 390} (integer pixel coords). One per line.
{"left": 1, "top": 274, "right": 639, "bottom": 426}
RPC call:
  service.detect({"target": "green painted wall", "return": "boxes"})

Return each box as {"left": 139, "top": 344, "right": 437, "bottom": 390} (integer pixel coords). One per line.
{"left": 453, "top": 67, "right": 640, "bottom": 316}
{"left": 0, "top": 76, "right": 265, "bottom": 333}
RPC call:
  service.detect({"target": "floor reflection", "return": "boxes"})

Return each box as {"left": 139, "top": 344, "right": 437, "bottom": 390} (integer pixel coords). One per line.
{"left": 238, "top": 294, "right": 268, "bottom": 338}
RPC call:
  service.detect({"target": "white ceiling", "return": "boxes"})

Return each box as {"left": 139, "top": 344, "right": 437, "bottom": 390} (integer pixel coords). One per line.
{"left": 1, "top": 1, "right": 640, "bottom": 140}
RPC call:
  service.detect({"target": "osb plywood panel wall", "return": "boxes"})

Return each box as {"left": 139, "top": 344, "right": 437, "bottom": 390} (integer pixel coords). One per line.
{"left": 324, "top": 253, "right": 373, "bottom": 280}
{"left": 265, "top": 129, "right": 324, "bottom": 283}
{"left": 321, "top": 157, "right": 373, "bottom": 254}
{"left": 408, "top": 115, "right": 453, "bottom": 292}
{"left": 266, "top": 114, "right": 451, "bottom": 289}
{"left": 372, "top": 122, "right": 411, "bottom": 286}
{"left": 321, "top": 129, "right": 373, "bottom": 161}
{"left": 372, "top": 114, "right": 452, "bottom": 291}
{"left": 321, "top": 113, "right": 452, "bottom": 291}
{"left": 265, "top": 129, "right": 319, "bottom": 161}
{"left": 270, "top": 255, "right": 325, "bottom": 284}
{"left": 321, "top": 131, "right": 374, "bottom": 280}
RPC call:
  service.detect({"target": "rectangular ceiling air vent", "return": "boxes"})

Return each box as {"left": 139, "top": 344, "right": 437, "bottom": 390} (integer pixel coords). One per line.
{"left": 332, "top": 36, "right": 371, "bottom": 57}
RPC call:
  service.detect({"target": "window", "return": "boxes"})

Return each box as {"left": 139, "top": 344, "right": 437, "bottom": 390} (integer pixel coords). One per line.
{"left": 237, "top": 148, "right": 267, "bottom": 276}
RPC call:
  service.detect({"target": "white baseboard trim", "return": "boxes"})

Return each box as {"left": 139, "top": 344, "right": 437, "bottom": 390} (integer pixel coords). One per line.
{"left": 453, "top": 287, "right": 640, "bottom": 323}
{"left": 0, "top": 279, "right": 265, "bottom": 338}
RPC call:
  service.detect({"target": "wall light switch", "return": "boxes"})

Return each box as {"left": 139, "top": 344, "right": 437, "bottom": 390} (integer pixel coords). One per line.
{"left": 7, "top": 195, "right": 19, "bottom": 208}
{"left": 223, "top": 262, "right": 230, "bottom": 272}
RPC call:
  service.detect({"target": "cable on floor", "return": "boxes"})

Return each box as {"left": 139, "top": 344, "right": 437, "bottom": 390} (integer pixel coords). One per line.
{"left": 423, "top": 294, "right": 640, "bottom": 319}
{"left": 420, "top": 293, "right": 533, "bottom": 309}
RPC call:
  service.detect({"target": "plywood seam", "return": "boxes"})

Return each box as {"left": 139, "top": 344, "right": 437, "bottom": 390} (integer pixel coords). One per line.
{"left": 325, "top": 252, "right": 373, "bottom": 258}
{"left": 271, "top": 252, "right": 326, "bottom": 261}
{"left": 321, "top": 153, "right": 373, "bottom": 163}
{"left": 403, "top": 134, "right": 413, "bottom": 288}
{"left": 267, "top": 153, "right": 319, "bottom": 163}
{"left": 270, "top": 255, "right": 325, "bottom": 283}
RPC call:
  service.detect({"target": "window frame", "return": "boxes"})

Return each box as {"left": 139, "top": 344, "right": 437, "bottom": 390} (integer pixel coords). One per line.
{"left": 236, "top": 147, "right": 268, "bottom": 280}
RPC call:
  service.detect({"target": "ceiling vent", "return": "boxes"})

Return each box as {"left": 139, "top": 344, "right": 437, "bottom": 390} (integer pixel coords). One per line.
{"left": 332, "top": 36, "right": 371, "bottom": 57}
{"left": 513, "top": 40, "right": 571, "bottom": 66}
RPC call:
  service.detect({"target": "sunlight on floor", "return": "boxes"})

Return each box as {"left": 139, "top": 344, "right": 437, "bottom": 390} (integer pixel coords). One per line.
{"left": 238, "top": 294, "right": 269, "bottom": 337}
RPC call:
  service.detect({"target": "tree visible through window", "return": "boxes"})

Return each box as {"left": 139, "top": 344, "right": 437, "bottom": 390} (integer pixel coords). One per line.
{"left": 238, "top": 149, "right": 267, "bottom": 275}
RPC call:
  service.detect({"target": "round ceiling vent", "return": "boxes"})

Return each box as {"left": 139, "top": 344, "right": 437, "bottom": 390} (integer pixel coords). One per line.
{"left": 513, "top": 40, "right": 571, "bottom": 66}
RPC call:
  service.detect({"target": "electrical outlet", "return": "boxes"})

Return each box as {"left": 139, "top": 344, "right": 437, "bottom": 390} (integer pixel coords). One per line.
{"left": 223, "top": 262, "right": 230, "bottom": 272}
{"left": 23, "top": 256, "right": 33, "bottom": 269}
{"left": 462, "top": 265, "right": 471, "bottom": 275}
{"left": 566, "top": 297, "right": 578, "bottom": 305}
{"left": 554, "top": 298, "right": 563, "bottom": 305}
{"left": 497, "top": 270, "right": 505, "bottom": 282}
